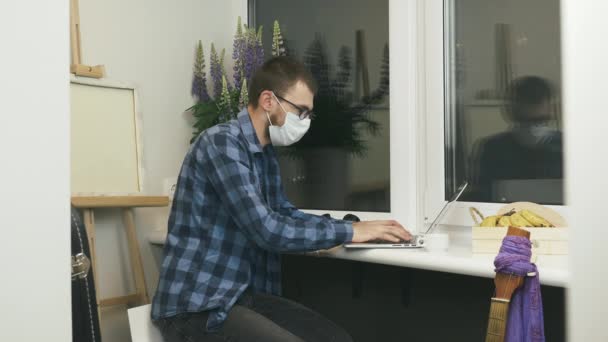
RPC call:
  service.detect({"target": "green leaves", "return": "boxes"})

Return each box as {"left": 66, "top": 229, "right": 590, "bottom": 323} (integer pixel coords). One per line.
{"left": 188, "top": 85, "right": 244, "bottom": 142}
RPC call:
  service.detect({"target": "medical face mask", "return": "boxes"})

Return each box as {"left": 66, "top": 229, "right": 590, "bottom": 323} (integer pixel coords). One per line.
{"left": 266, "top": 94, "right": 311, "bottom": 146}
{"left": 513, "top": 122, "right": 555, "bottom": 146}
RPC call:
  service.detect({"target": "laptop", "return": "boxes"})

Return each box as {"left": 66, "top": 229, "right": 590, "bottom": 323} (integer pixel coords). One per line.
{"left": 492, "top": 179, "right": 562, "bottom": 204}
{"left": 343, "top": 182, "right": 468, "bottom": 249}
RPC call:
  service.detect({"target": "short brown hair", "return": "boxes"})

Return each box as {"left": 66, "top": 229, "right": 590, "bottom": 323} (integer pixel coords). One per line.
{"left": 248, "top": 56, "right": 318, "bottom": 107}
{"left": 507, "top": 76, "right": 553, "bottom": 121}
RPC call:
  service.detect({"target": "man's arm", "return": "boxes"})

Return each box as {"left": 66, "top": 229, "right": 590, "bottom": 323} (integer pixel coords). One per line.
{"left": 276, "top": 185, "right": 413, "bottom": 244}
{"left": 198, "top": 133, "right": 353, "bottom": 253}
{"left": 277, "top": 187, "right": 350, "bottom": 224}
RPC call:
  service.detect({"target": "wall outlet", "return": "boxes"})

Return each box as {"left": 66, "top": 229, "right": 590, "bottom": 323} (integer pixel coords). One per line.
{"left": 163, "top": 177, "right": 177, "bottom": 201}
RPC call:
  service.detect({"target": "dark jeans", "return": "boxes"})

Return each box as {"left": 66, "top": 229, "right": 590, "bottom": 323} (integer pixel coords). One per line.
{"left": 153, "top": 292, "right": 353, "bottom": 342}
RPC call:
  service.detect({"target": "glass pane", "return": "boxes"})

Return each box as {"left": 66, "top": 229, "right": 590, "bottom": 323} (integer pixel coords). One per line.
{"left": 445, "top": 0, "right": 563, "bottom": 204}
{"left": 252, "top": 0, "right": 390, "bottom": 212}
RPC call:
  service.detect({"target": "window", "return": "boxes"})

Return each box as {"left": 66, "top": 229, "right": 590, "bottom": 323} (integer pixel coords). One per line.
{"left": 445, "top": 0, "right": 563, "bottom": 205}
{"left": 250, "top": 0, "right": 391, "bottom": 212}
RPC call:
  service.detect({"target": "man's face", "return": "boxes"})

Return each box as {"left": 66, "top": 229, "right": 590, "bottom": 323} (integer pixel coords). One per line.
{"left": 515, "top": 99, "right": 552, "bottom": 123}
{"left": 269, "top": 81, "right": 314, "bottom": 127}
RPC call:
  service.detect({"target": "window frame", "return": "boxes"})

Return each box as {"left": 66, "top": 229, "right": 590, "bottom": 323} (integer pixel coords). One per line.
{"left": 422, "top": 0, "right": 568, "bottom": 227}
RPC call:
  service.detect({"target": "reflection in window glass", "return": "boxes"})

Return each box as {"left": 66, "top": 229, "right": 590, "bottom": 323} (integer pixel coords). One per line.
{"left": 445, "top": 0, "right": 563, "bottom": 204}
{"left": 252, "top": 0, "right": 390, "bottom": 212}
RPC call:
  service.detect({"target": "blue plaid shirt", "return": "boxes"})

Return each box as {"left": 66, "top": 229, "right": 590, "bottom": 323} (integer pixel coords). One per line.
{"left": 151, "top": 109, "right": 353, "bottom": 331}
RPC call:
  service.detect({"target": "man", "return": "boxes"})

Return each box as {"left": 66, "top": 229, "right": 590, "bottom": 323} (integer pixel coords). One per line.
{"left": 151, "top": 56, "right": 411, "bottom": 341}
{"left": 469, "top": 76, "right": 563, "bottom": 203}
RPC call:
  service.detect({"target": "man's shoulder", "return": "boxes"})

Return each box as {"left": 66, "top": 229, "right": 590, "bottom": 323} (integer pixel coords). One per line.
{"left": 192, "top": 120, "right": 241, "bottom": 145}
{"left": 190, "top": 120, "right": 247, "bottom": 159}
{"left": 478, "top": 132, "right": 518, "bottom": 152}
{"left": 483, "top": 131, "right": 514, "bottom": 145}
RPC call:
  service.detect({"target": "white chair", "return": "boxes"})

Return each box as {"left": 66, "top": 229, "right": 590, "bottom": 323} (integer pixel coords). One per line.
{"left": 127, "top": 304, "right": 164, "bottom": 342}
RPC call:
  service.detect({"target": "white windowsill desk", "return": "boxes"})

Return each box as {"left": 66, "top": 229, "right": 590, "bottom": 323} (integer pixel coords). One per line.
{"left": 147, "top": 228, "right": 568, "bottom": 288}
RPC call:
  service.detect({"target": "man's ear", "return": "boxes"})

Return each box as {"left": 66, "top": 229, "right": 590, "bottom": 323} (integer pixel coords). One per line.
{"left": 259, "top": 90, "right": 274, "bottom": 112}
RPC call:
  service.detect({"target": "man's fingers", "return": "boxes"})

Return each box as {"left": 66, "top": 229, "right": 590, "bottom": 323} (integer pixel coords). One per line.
{"left": 377, "top": 227, "right": 401, "bottom": 242}
{"left": 386, "top": 226, "right": 411, "bottom": 241}
{"left": 382, "top": 233, "right": 400, "bottom": 243}
{"left": 356, "top": 220, "right": 412, "bottom": 242}
{"left": 378, "top": 227, "right": 398, "bottom": 242}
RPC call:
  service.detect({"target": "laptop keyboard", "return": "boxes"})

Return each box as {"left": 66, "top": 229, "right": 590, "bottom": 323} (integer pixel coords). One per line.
{"left": 370, "top": 238, "right": 414, "bottom": 244}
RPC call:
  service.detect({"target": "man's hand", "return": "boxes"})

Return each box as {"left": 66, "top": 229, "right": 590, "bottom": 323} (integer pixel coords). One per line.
{"left": 351, "top": 220, "right": 412, "bottom": 243}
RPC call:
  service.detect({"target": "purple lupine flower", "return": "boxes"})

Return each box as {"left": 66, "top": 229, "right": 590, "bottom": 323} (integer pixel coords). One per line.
{"left": 210, "top": 43, "right": 223, "bottom": 99}
{"left": 232, "top": 17, "right": 245, "bottom": 93}
{"left": 191, "top": 74, "right": 209, "bottom": 103}
{"left": 191, "top": 40, "right": 210, "bottom": 102}
{"left": 243, "top": 28, "right": 257, "bottom": 84}
{"left": 234, "top": 65, "right": 244, "bottom": 94}
{"left": 232, "top": 17, "right": 244, "bottom": 62}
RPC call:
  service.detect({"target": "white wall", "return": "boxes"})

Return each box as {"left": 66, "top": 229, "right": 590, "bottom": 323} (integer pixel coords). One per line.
{"left": 78, "top": 1, "right": 245, "bottom": 340}
{"left": 0, "top": 1, "right": 71, "bottom": 341}
{"left": 563, "top": 1, "right": 608, "bottom": 340}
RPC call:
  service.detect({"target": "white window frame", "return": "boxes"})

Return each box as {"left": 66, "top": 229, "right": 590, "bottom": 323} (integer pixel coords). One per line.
{"left": 422, "top": 0, "right": 568, "bottom": 227}
{"left": 300, "top": 0, "right": 425, "bottom": 233}
{"left": 279, "top": 0, "right": 568, "bottom": 230}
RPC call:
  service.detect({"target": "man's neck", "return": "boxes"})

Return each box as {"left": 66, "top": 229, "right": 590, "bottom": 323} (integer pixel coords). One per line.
{"left": 247, "top": 104, "right": 271, "bottom": 147}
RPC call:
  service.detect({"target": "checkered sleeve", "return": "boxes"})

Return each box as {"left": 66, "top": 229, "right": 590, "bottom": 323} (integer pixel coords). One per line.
{"left": 199, "top": 133, "right": 352, "bottom": 252}
{"left": 278, "top": 195, "right": 354, "bottom": 243}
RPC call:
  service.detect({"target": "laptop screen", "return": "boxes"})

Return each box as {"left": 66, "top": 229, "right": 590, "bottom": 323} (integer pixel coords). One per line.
{"left": 424, "top": 182, "right": 468, "bottom": 234}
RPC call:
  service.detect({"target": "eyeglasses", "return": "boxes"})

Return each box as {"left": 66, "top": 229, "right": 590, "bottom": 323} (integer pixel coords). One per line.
{"left": 275, "top": 94, "right": 314, "bottom": 120}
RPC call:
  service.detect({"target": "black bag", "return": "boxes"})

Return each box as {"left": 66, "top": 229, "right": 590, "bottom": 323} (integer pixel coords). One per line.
{"left": 71, "top": 207, "right": 102, "bottom": 342}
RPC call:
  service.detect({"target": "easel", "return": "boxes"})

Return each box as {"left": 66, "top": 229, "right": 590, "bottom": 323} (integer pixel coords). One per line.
{"left": 70, "top": 0, "right": 105, "bottom": 78}
{"left": 71, "top": 196, "right": 169, "bottom": 317}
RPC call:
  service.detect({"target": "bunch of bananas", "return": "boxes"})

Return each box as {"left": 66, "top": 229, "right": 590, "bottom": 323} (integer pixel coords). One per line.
{"left": 480, "top": 209, "right": 555, "bottom": 228}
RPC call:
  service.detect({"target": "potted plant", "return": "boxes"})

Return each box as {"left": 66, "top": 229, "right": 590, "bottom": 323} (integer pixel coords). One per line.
{"left": 188, "top": 17, "right": 288, "bottom": 142}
